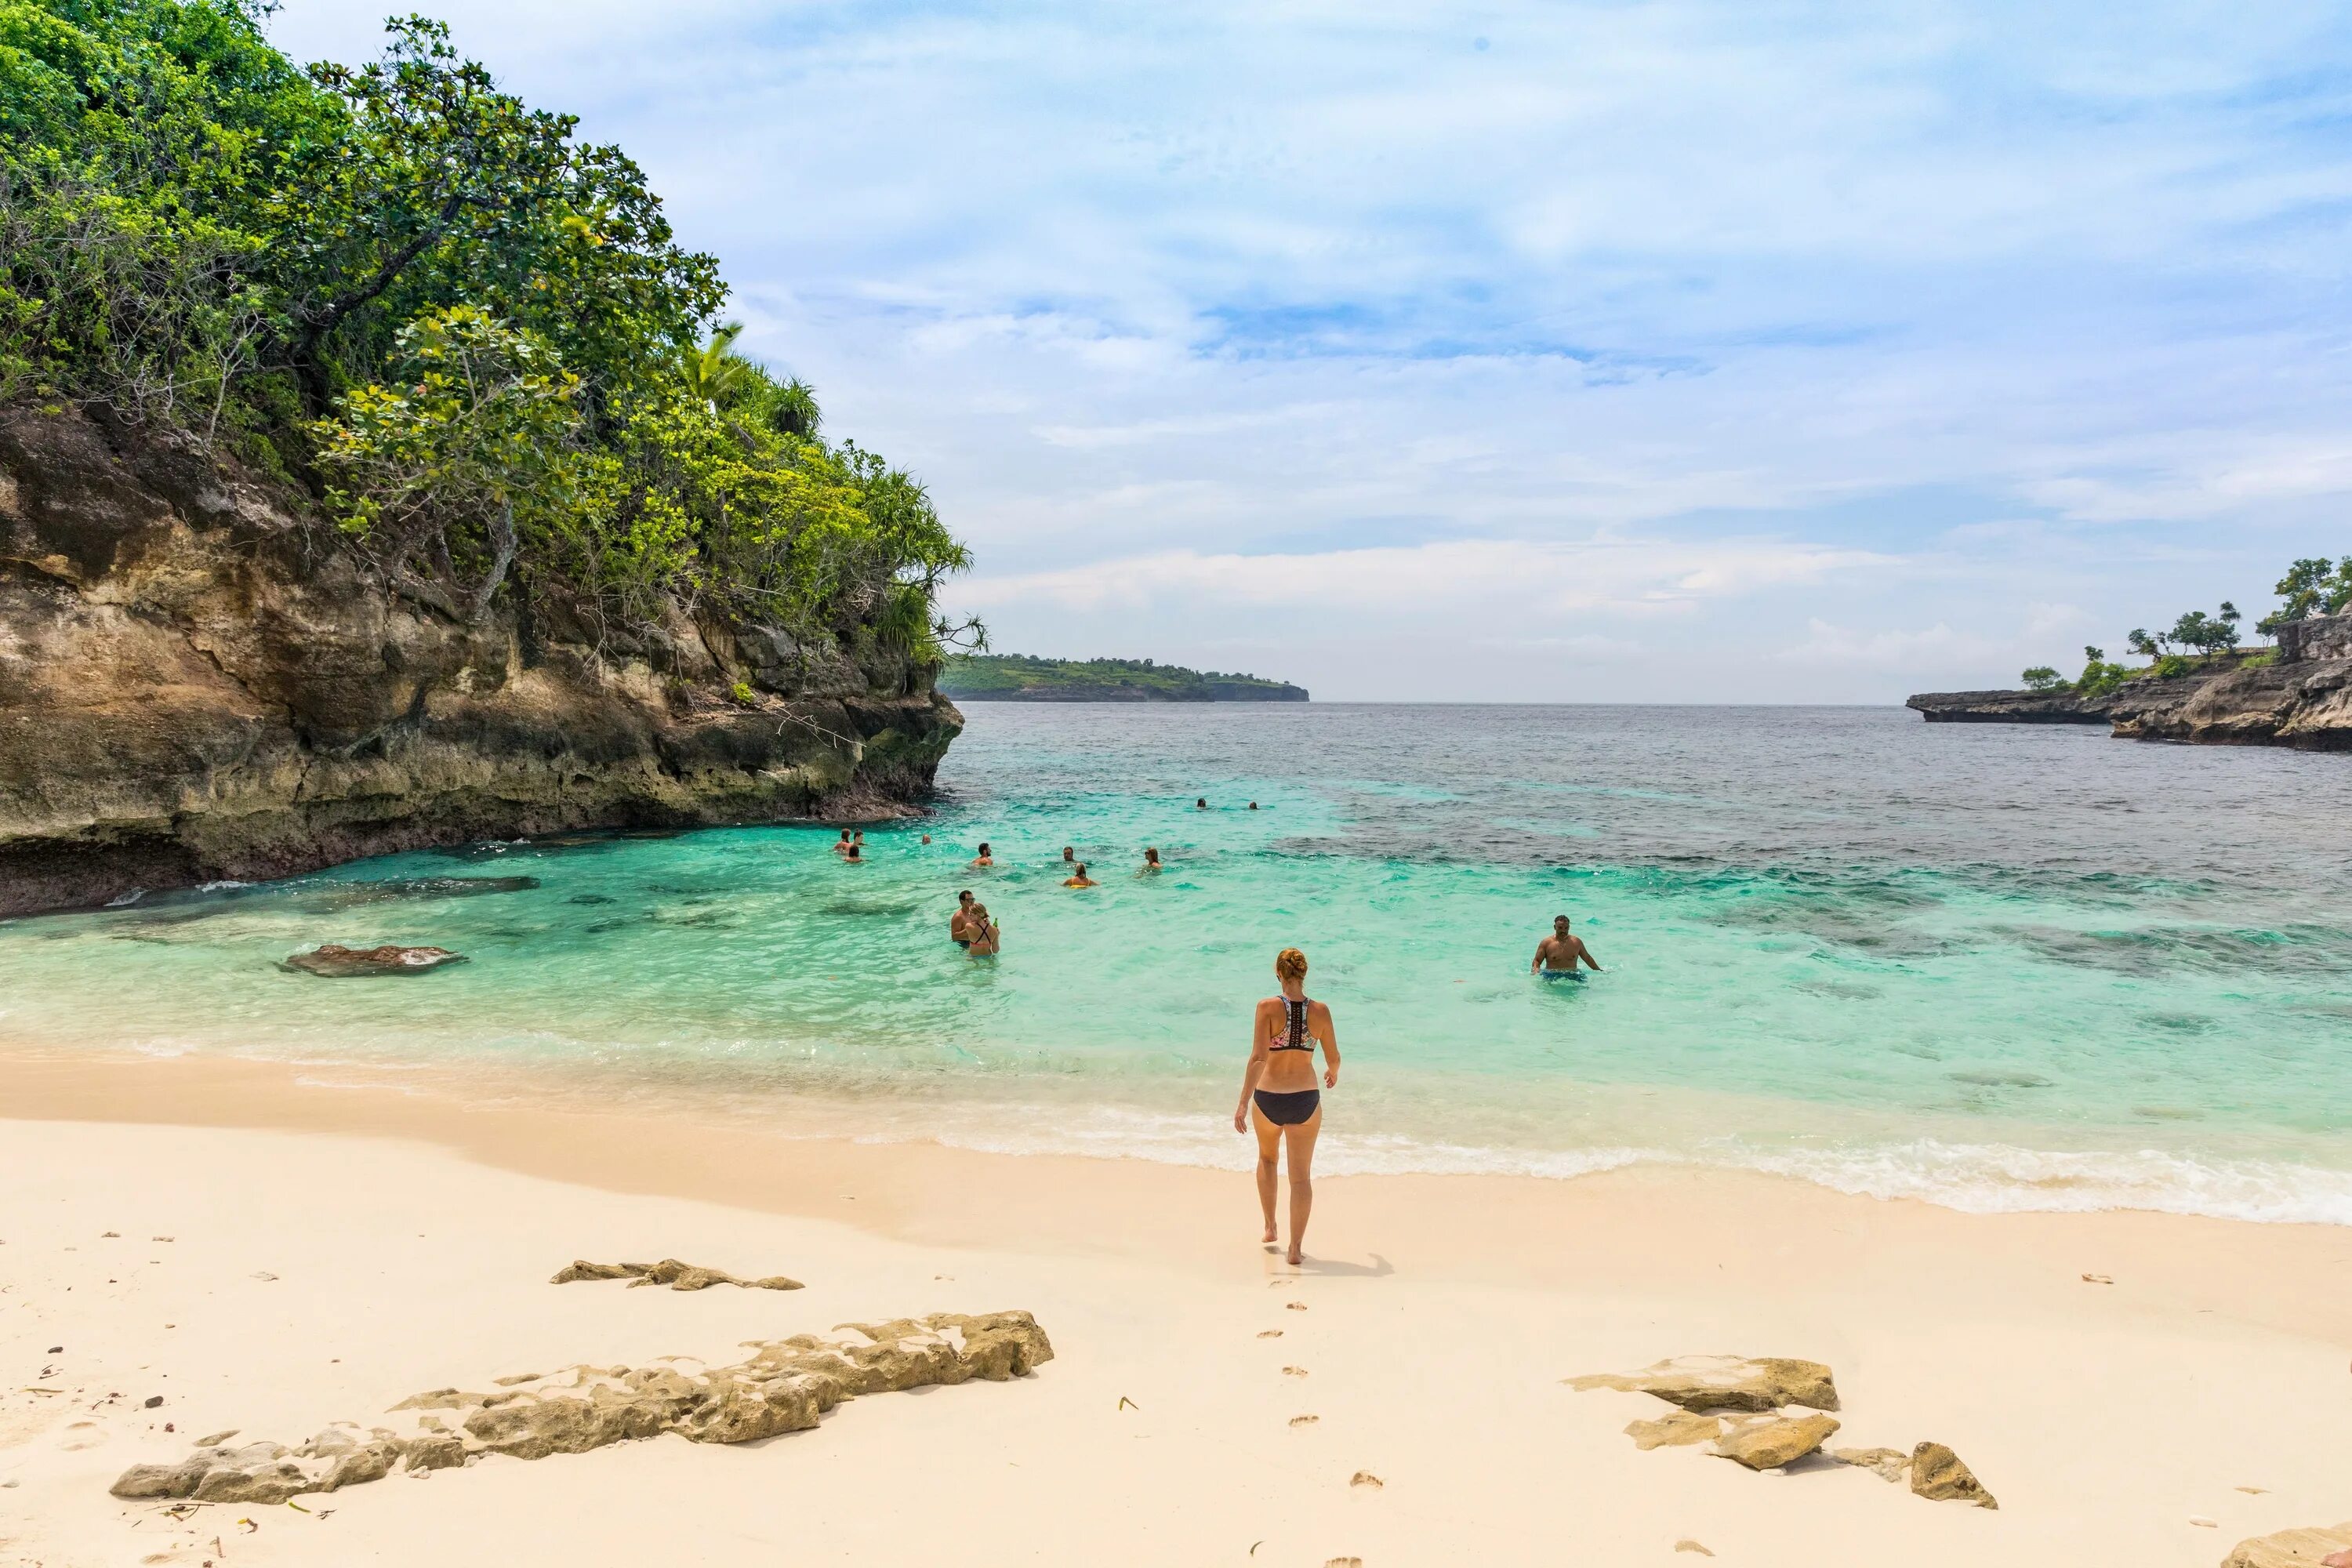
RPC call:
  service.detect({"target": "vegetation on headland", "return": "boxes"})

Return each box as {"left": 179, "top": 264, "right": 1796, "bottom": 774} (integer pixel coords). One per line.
{"left": 0, "top": 0, "right": 978, "bottom": 657}
{"left": 938, "top": 654, "right": 1308, "bottom": 702}
{"left": 2018, "top": 559, "right": 2341, "bottom": 695}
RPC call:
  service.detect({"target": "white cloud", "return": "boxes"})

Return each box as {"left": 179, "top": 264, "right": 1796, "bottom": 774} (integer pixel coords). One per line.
{"left": 261, "top": 0, "right": 2352, "bottom": 699}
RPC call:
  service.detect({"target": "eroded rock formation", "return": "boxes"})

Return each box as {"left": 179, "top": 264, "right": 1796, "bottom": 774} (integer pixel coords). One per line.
{"left": 111, "top": 1308, "right": 1049, "bottom": 1503}
{"left": 0, "top": 407, "right": 963, "bottom": 918}
{"left": 2220, "top": 1520, "right": 2352, "bottom": 1568}
{"left": 550, "top": 1258, "right": 803, "bottom": 1291}
{"left": 1907, "top": 623, "right": 2352, "bottom": 750}
{"left": 1576, "top": 1356, "right": 1995, "bottom": 1513}
{"left": 1908, "top": 1441, "right": 1997, "bottom": 1508}
{"left": 1567, "top": 1355, "right": 1840, "bottom": 1414}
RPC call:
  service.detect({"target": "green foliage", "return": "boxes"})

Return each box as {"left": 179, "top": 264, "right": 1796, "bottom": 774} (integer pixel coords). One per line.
{"left": 2020, "top": 666, "right": 2063, "bottom": 691}
{"left": 2257, "top": 556, "right": 2352, "bottom": 636}
{"left": 3, "top": 0, "right": 969, "bottom": 648}
{"left": 2074, "top": 647, "right": 2135, "bottom": 697}
{"left": 2151, "top": 653, "right": 2193, "bottom": 680}
{"left": 2168, "top": 601, "right": 2241, "bottom": 657}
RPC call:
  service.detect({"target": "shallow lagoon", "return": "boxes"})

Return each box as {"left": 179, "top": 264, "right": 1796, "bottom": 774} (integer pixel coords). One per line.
{"left": 6, "top": 704, "right": 2350, "bottom": 1221}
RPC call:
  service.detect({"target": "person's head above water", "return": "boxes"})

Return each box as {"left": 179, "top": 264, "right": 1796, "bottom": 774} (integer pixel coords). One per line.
{"left": 958, "top": 889, "right": 974, "bottom": 907}
{"left": 837, "top": 829, "right": 851, "bottom": 842}
{"left": 1144, "top": 847, "right": 1160, "bottom": 865}
{"left": 1249, "top": 801, "right": 1259, "bottom": 811}
{"left": 1062, "top": 845, "right": 1074, "bottom": 861}
{"left": 1274, "top": 946, "right": 1308, "bottom": 991}
{"left": 1553, "top": 915, "right": 1572, "bottom": 934}
{"left": 977, "top": 841, "right": 991, "bottom": 855}
{"left": 1196, "top": 797, "right": 1207, "bottom": 808}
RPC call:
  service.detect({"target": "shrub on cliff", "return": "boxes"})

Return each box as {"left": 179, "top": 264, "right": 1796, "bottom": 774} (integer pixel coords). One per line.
{"left": 2020, "top": 666, "right": 2064, "bottom": 691}
{"left": 0, "top": 0, "right": 974, "bottom": 658}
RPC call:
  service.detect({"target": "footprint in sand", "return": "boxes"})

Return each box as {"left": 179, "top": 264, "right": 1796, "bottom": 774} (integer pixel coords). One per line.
{"left": 1283, "top": 1367, "right": 1308, "bottom": 1377}
{"left": 1350, "top": 1472, "right": 1383, "bottom": 1490}
{"left": 60, "top": 1421, "right": 108, "bottom": 1451}
{"left": 1286, "top": 1301, "right": 1308, "bottom": 1312}
{"left": 1290, "top": 1415, "right": 1319, "bottom": 1428}
{"left": 1257, "top": 1330, "right": 1284, "bottom": 1339}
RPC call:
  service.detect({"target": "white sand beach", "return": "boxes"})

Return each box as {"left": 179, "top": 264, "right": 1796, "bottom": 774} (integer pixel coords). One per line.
{"left": 2, "top": 1047, "right": 2346, "bottom": 1567}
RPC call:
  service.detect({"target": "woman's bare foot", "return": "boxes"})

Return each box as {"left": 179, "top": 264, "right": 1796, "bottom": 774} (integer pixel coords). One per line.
{"left": 1287, "top": 1243, "right": 1303, "bottom": 1266}
{"left": 1263, "top": 1223, "right": 1278, "bottom": 1244}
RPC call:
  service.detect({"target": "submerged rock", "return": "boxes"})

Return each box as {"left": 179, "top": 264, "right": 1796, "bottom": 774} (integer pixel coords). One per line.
{"left": 1709, "top": 1413, "right": 1841, "bottom": 1470}
{"left": 284, "top": 944, "right": 467, "bottom": 977}
{"left": 1567, "top": 1356, "right": 1840, "bottom": 1414}
{"left": 549, "top": 1258, "right": 802, "bottom": 1291}
{"left": 2220, "top": 1521, "right": 2352, "bottom": 1568}
{"left": 111, "top": 1309, "right": 1049, "bottom": 1503}
{"left": 1909, "top": 1442, "right": 1997, "bottom": 1509}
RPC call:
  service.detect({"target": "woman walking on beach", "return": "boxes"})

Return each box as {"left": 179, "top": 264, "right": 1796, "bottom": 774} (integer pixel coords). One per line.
{"left": 1234, "top": 947, "right": 1339, "bottom": 1265}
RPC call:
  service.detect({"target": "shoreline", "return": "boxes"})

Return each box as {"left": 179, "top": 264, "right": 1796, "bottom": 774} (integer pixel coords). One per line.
{"left": 1, "top": 1045, "right": 2344, "bottom": 1335}
{"left": 3, "top": 1047, "right": 2348, "bottom": 1566}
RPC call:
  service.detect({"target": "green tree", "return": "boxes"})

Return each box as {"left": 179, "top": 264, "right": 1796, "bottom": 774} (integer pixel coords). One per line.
{"left": 2257, "top": 556, "right": 2352, "bottom": 636}
{"left": 2020, "top": 666, "right": 2064, "bottom": 691}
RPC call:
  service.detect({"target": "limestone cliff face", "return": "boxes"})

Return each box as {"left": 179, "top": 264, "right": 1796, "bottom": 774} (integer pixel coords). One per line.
{"left": 1907, "top": 628, "right": 2352, "bottom": 750}
{"left": 0, "top": 407, "right": 963, "bottom": 917}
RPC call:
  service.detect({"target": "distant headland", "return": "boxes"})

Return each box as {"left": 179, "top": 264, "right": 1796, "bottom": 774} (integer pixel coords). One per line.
{"left": 938, "top": 655, "right": 1308, "bottom": 702}
{"left": 1907, "top": 559, "right": 2352, "bottom": 748}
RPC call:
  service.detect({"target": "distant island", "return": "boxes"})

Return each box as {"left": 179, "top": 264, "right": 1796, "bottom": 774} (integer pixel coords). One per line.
{"left": 938, "top": 655, "right": 1308, "bottom": 702}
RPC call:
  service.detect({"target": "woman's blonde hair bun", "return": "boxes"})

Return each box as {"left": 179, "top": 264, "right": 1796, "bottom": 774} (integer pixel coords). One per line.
{"left": 1274, "top": 947, "right": 1308, "bottom": 984}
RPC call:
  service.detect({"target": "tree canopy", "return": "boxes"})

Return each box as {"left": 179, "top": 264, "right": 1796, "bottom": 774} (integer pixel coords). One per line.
{"left": 1, "top": 0, "right": 974, "bottom": 656}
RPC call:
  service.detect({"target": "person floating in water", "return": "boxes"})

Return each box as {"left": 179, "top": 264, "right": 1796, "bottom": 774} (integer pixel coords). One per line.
{"left": 851, "top": 829, "right": 866, "bottom": 855}
{"left": 844, "top": 840, "right": 864, "bottom": 862}
{"left": 1139, "top": 847, "right": 1163, "bottom": 875}
{"left": 969, "top": 841, "right": 994, "bottom": 868}
{"left": 1063, "top": 862, "right": 1098, "bottom": 888}
{"left": 1233, "top": 946, "right": 1339, "bottom": 1266}
{"left": 1532, "top": 915, "right": 1602, "bottom": 977}
{"left": 965, "top": 903, "right": 1000, "bottom": 956}
{"left": 830, "top": 829, "right": 852, "bottom": 857}
{"left": 1062, "top": 845, "right": 1075, "bottom": 864}
{"left": 951, "top": 890, "right": 976, "bottom": 947}
{"left": 920, "top": 833, "right": 932, "bottom": 844}
{"left": 1196, "top": 797, "right": 1208, "bottom": 809}
{"left": 1248, "top": 801, "right": 1259, "bottom": 811}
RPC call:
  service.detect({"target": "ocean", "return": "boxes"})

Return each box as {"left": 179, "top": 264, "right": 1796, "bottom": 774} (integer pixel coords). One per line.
{"left": 5, "top": 703, "right": 2350, "bottom": 1224}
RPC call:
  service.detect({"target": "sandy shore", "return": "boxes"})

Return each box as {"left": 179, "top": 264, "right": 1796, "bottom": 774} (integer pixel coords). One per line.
{"left": 1, "top": 1049, "right": 2346, "bottom": 1567}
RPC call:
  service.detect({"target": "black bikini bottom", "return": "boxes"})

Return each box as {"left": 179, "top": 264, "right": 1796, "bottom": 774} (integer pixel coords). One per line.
{"left": 1253, "top": 1087, "right": 1320, "bottom": 1126}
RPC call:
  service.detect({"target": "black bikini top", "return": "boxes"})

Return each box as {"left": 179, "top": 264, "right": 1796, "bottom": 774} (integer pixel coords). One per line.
{"left": 1270, "top": 996, "right": 1316, "bottom": 1051}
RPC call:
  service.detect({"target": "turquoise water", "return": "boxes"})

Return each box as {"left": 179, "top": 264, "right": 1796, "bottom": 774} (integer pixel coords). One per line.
{"left": 5, "top": 704, "right": 2351, "bottom": 1221}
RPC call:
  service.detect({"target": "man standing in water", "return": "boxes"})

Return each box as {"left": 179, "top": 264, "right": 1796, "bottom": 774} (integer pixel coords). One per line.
{"left": 1532, "top": 916, "right": 1602, "bottom": 976}
{"left": 951, "top": 890, "right": 976, "bottom": 947}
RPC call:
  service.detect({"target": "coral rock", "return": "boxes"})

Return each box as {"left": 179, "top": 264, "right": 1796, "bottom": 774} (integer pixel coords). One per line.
{"left": 1567, "top": 1356, "right": 1840, "bottom": 1413}
{"left": 1625, "top": 1412, "right": 1726, "bottom": 1450}
{"left": 1909, "top": 1442, "right": 1997, "bottom": 1509}
{"left": 2220, "top": 1521, "right": 2352, "bottom": 1568}
{"left": 1709, "top": 1414, "right": 1841, "bottom": 1470}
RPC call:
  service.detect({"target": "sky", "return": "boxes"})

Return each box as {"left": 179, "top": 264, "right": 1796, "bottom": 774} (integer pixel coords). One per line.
{"left": 268, "top": 1, "right": 2352, "bottom": 702}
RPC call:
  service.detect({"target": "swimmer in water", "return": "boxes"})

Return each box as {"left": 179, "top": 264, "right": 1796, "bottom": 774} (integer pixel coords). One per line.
{"left": 1062, "top": 845, "right": 1075, "bottom": 863}
{"left": 830, "top": 829, "right": 852, "bottom": 856}
{"left": 851, "top": 829, "right": 866, "bottom": 854}
{"left": 844, "top": 840, "right": 863, "bottom": 862}
{"left": 1532, "top": 915, "right": 1602, "bottom": 976}
{"left": 1139, "top": 847, "right": 1163, "bottom": 875}
{"left": 1196, "top": 797, "right": 1208, "bottom": 809}
{"left": 920, "top": 833, "right": 932, "bottom": 844}
{"left": 951, "top": 890, "right": 976, "bottom": 946}
{"left": 969, "top": 841, "right": 994, "bottom": 868}
{"left": 965, "top": 903, "right": 1000, "bottom": 956}
{"left": 1249, "top": 801, "right": 1259, "bottom": 811}
{"left": 1063, "top": 862, "right": 1098, "bottom": 888}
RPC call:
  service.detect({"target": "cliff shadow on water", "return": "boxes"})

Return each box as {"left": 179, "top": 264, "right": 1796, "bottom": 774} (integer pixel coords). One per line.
{"left": 0, "top": 407, "right": 963, "bottom": 917}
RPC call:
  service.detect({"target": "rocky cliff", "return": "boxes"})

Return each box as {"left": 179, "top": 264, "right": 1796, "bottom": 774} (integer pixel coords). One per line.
{"left": 1907, "top": 627, "right": 2352, "bottom": 750}
{"left": 0, "top": 407, "right": 963, "bottom": 917}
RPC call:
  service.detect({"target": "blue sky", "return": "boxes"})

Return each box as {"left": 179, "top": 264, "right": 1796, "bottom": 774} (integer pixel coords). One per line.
{"left": 271, "top": 0, "right": 2352, "bottom": 701}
